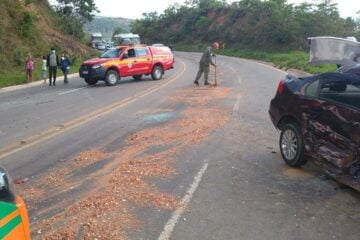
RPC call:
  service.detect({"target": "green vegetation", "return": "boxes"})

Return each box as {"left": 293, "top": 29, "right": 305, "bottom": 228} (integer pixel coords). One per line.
{"left": 0, "top": 0, "right": 96, "bottom": 88}
{"left": 54, "top": 0, "right": 99, "bottom": 39}
{"left": 132, "top": 0, "right": 359, "bottom": 73}
{"left": 1, "top": 0, "right": 358, "bottom": 88}
{"left": 0, "top": 59, "right": 83, "bottom": 88}
{"left": 175, "top": 43, "right": 336, "bottom": 74}
{"left": 219, "top": 49, "right": 337, "bottom": 74}
{"left": 132, "top": 0, "right": 360, "bottom": 49}
{"left": 0, "top": 0, "right": 49, "bottom": 71}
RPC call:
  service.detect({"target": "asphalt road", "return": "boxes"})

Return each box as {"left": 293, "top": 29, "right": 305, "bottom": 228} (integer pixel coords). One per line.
{"left": 0, "top": 52, "right": 359, "bottom": 240}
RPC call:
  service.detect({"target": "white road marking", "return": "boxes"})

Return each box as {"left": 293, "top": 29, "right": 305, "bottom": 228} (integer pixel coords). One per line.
{"left": 158, "top": 162, "right": 209, "bottom": 240}
{"left": 238, "top": 76, "right": 243, "bottom": 85}
{"left": 232, "top": 93, "right": 242, "bottom": 115}
{"left": 58, "top": 87, "right": 87, "bottom": 96}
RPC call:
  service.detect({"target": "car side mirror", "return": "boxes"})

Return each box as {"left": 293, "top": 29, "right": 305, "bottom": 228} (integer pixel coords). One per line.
{"left": 0, "top": 166, "right": 15, "bottom": 203}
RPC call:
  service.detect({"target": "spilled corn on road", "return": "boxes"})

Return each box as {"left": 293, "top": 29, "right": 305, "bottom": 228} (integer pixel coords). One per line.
{"left": 0, "top": 52, "right": 359, "bottom": 240}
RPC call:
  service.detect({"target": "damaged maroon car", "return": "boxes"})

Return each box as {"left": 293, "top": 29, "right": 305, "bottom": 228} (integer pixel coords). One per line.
{"left": 269, "top": 37, "right": 360, "bottom": 191}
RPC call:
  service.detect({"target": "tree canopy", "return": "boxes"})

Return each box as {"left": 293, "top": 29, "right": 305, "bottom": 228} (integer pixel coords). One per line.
{"left": 131, "top": 0, "right": 360, "bottom": 50}
{"left": 55, "top": 0, "right": 99, "bottom": 39}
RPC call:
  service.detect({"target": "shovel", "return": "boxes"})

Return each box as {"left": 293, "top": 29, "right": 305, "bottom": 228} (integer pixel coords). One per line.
{"left": 214, "top": 55, "right": 217, "bottom": 87}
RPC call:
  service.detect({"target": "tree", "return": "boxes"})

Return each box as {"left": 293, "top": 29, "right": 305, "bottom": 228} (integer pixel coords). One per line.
{"left": 112, "top": 27, "right": 125, "bottom": 37}
{"left": 55, "top": 0, "right": 99, "bottom": 39}
{"left": 56, "top": 0, "right": 98, "bottom": 22}
{"left": 131, "top": 0, "right": 360, "bottom": 50}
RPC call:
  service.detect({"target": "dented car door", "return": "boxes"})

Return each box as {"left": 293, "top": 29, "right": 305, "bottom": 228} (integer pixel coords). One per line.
{"left": 303, "top": 74, "right": 360, "bottom": 175}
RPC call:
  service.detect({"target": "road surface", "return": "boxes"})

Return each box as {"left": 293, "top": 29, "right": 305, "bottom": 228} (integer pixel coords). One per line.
{"left": 0, "top": 52, "right": 359, "bottom": 240}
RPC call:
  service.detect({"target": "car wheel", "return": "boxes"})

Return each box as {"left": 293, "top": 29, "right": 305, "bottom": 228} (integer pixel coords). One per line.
{"left": 279, "top": 123, "right": 307, "bottom": 167}
{"left": 133, "top": 75, "right": 142, "bottom": 80}
{"left": 84, "top": 78, "right": 98, "bottom": 85}
{"left": 105, "top": 70, "right": 119, "bottom": 86}
{"left": 151, "top": 65, "right": 163, "bottom": 80}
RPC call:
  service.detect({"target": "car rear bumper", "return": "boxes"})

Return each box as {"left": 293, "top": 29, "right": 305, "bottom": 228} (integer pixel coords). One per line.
{"left": 269, "top": 99, "right": 281, "bottom": 129}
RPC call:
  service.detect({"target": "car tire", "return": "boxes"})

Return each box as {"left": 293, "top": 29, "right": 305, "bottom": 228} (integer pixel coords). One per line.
{"left": 279, "top": 123, "right": 307, "bottom": 167}
{"left": 105, "top": 70, "right": 119, "bottom": 86}
{"left": 133, "top": 75, "right": 142, "bottom": 80}
{"left": 151, "top": 65, "right": 163, "bottom": 80}
{"left": 84, "top": 78, "right": 98, "bottom": 85}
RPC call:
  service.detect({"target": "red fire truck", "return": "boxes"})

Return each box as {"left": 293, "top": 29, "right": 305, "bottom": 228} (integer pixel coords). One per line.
{"left": 79, "top": 44, "right": 175, "bottom": 86}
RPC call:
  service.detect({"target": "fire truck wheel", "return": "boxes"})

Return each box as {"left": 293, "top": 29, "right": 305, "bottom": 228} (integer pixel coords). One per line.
{"left": 105, "top": 70, "right": 119, "bottom": 86}
{"left": 84, "top": 78, "right": 98, "bottom": 85}
{"left": 151, "top": 65, "right": 163, "bottom": 80}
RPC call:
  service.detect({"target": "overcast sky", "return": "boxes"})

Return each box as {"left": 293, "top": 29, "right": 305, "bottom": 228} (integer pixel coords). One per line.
{"left": 94, "top": 0, "right": 359, "bottom": 19}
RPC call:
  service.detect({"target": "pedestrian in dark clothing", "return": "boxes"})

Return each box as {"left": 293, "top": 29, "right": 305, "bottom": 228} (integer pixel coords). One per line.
{"left": 60, "top": 53, "right": 71, "bottom": 84}
{"left": 47, "top": 47, "right": 59, "bottom": 86}
{"left": 194, "top": 42, "right": 219, "bottom": 86}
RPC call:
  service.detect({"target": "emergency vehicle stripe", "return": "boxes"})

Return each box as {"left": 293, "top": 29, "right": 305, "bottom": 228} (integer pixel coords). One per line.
{"left": 0, "top": 209, "right": 19, "bottom": 228}
{"left": 0, "top": 215, "right": 22, "bottom": 239}
{"left": 0, "top": 202, "right": 17, "bottom": 220}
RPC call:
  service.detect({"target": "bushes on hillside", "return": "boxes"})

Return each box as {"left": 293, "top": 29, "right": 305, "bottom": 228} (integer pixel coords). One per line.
{"left": 132, "top": 0, "right": 360, "bottom": 50}
{"left": 18, "top": 11, "right": 37, "bottom": 38}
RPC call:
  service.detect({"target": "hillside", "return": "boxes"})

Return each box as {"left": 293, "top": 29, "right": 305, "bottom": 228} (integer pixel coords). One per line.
{"left": 84, "top": 16, "right": 134, "bottom": 40}
{"left": 0, "top": 0, "right": 91, "bottom": 74}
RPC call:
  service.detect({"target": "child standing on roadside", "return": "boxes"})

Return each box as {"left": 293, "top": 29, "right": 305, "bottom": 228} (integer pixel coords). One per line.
{"left": 25, "top": 53, "right": 34, "bottom": 83}
{"left": 41, "top": 56, "right": 47, "bottom": 84}
{"left": 60, "top": 53, "right": 71, "bottom": 84}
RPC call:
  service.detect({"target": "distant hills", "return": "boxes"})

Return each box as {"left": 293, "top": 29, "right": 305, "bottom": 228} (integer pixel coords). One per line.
{"left": 84, "top": 16, "right": 134, "bottom": 40}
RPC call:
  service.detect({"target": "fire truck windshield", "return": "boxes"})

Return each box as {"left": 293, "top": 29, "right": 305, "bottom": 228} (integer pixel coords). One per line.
{"left": 100, "top": 48, "right": 124, "bottom": 59}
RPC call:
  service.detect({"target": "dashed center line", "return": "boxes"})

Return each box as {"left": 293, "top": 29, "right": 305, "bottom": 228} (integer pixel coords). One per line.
{"left": 58, "top": 87, "right": 87, "bottom": 95}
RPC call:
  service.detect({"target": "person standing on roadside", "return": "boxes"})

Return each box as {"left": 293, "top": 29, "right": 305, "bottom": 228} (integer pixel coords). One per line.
{"left": 47, "top": 47, "right": 59, "bottom": 86}
{"left": 25, "top": 53, "right": 34, "bottom": 83}
{"left": 41, "top": 56, "right": 47, "bottom": 84}
{"left": 194, "top": 42, "right": 219, "bottom": 86}
{"left": 60, "top": 53, "right": 71, "bottom": 84}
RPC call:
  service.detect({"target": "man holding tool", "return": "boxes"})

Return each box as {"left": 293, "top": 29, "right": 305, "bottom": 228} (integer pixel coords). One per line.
{"left": 194, "top": 42, "right": 219, "bottom": 86}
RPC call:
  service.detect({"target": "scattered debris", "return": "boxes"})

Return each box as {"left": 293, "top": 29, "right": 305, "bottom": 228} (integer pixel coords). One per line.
{"left": 13, "top": 177, "right": 29, "bottom": 184}
{"left": 18, "top": 86, "right": 231, "bottom": 239}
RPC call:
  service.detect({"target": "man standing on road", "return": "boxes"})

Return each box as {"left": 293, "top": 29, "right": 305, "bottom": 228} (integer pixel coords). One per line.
{"left": 194, "top": 42, "right": 219, "bottom": 86}
{"left": 47, "top": 47, "right": 59, "bottom": 86}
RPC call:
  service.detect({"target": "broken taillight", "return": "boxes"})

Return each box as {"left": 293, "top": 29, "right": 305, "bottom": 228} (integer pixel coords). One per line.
{"left": 277, "top": 80, "right": 285, "bottom": 94}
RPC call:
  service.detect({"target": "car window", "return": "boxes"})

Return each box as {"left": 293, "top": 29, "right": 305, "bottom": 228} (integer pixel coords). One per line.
{"left": 319, "top": 78, "right": 360, "bottom": 109}
{"left": 305, "top": 80, "right": 320, "bottom": 97}
{"left": 135, "top": 48, "right": 149, "bottom": 57}
{"left": 127, "top": 49, "right": 136, "bottom": 58}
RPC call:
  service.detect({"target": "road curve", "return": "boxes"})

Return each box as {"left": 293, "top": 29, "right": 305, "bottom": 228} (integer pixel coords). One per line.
{"left": 0, "top": 52, "right": 359, "bottom": 240}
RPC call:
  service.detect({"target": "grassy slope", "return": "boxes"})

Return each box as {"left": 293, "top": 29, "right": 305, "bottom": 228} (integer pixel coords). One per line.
{"left": 0, "top": 0, "right": 93, "bottom": 88}
{"left": 175, "top": 44, "right": 336, "bottom": 75}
